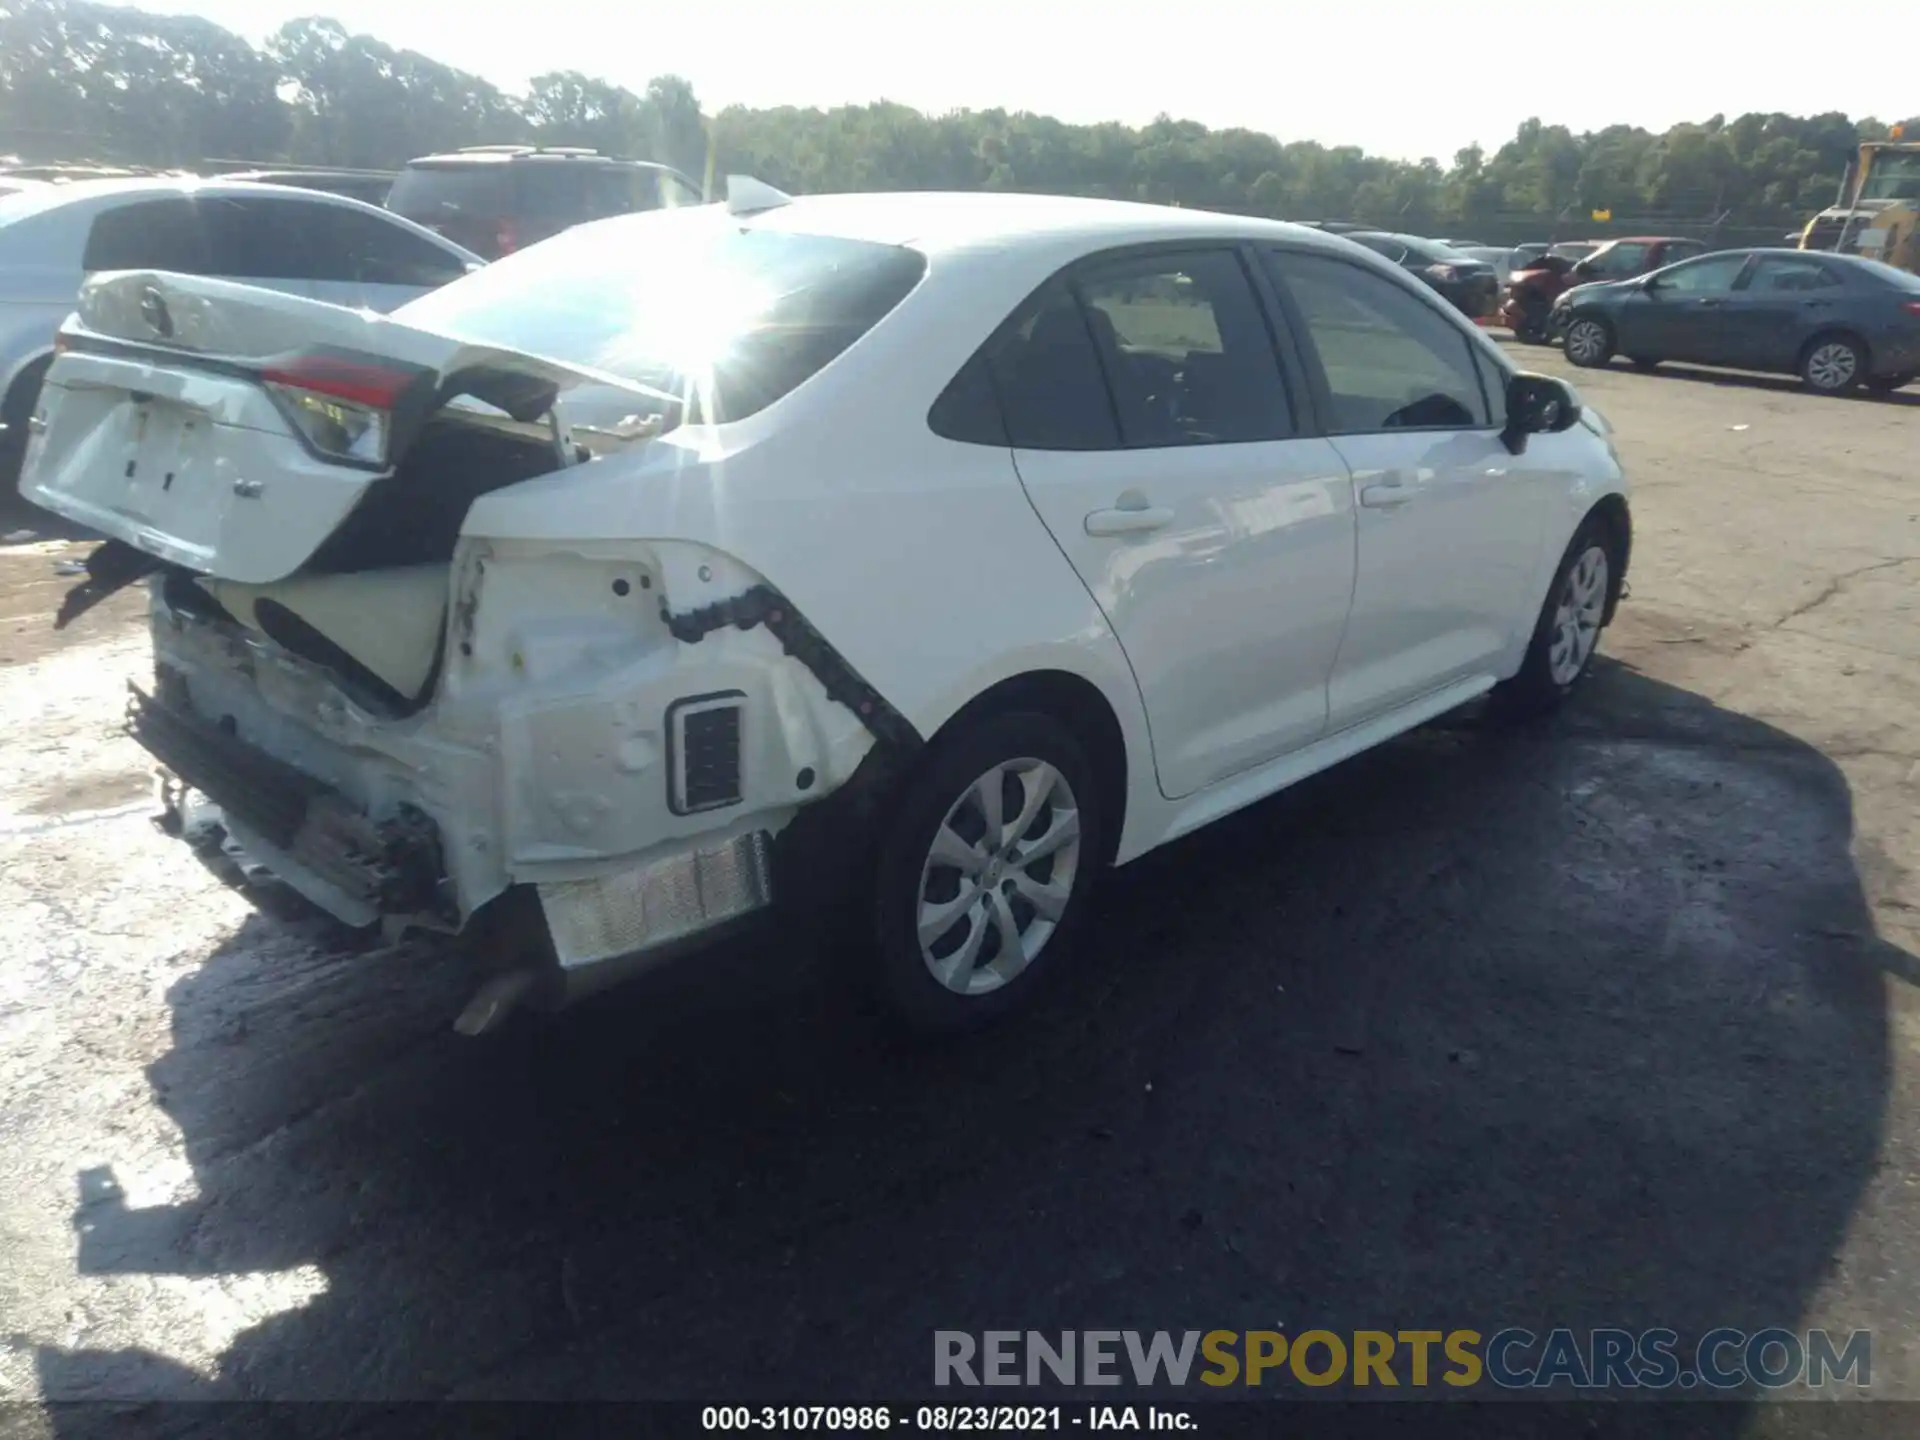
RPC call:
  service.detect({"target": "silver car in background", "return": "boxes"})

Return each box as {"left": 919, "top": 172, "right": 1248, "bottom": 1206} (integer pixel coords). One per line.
{"left": 1, "top": 178, "right": 481, "bottom": 488}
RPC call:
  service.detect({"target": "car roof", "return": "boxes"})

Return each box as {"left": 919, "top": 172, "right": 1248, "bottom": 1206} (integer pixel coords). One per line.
{"left": 0, "top": 175, "right": 399, "bottom": 219}
{"left": 740, "top": 190, "right": 1347, "bottom": 257}
{"left": 404, "top": 151, "right": 680, "bottom": 171}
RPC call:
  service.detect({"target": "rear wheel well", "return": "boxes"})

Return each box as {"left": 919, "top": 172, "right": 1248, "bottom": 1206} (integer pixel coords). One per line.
{"left": 931, "top": 671, "right": 1129, "bottom": 866}
{"left": 1585, "top": 494, "right": 1632, "bottom": 623}
{"left": 1798, "top": 328, "right": 1870, "bottom": 370}
{"left": 2, "top": 352, "right": 51, "bottom": 425}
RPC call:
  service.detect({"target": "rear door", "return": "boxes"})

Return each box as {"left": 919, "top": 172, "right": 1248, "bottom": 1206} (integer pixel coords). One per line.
{"left": 1262, "top": 246, "right": 1550, "bottom": 728}
{"left": 999, "top": 247, "right": 1358, "bottom": 798}
{"left": 1719, "top": 254, "right": 1846, "bottom": 370}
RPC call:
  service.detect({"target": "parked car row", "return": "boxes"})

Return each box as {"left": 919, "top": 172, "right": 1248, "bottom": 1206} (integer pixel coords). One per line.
{"left": 0, "top": 178, "right": 485, "bottom": 487}
{"left": 0, "top": 146, "right": 712, "bottom": 487}
{"left": 1555, "top": 246, "right": 1920, "bottom": 395}
{"left": 12, "top": 184, "right": 1633, "bottom": 1033}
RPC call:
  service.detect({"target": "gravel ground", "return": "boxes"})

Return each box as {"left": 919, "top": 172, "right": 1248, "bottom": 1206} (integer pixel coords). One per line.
{"left": 2, "top": 351, "right": 1918, "bottom": 1428}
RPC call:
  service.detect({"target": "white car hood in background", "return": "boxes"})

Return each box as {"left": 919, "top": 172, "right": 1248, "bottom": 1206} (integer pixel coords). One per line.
{"left": 24, "top": 269, "right": 672, "bottom": 586}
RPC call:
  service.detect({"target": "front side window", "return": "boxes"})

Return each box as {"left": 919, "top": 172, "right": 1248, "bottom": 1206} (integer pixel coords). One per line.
{"left": 1264, "top": 249, "right": 1491, "bottom": 433}
{"left": 1075, "top": 249, "right": 1294, "bottom": 446}
{"left": 1655, "top": 253, "right": 1750, "bottom": 294}
{"left": 1745, "top": 256, "right": 1843, "bottom": 293}
{"left": 397, "top": 210, "right": 927, "bottom": 424}
{"left": 309, "top": 205, "right": 472, "bottom": 288}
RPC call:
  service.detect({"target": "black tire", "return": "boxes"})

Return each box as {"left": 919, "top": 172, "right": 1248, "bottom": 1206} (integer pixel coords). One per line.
{"left": 870, "top": 709, "right": 1105, "bottom": 1033}
{"left": 1865, "top": 372, "right": 1915, "bottom": 395}
{"left": 1562, "top": 315, "right": 1614, "bottom": 368}
{"left": 0, "top": 356, "right": 50, "bottom": 488}
{"left": 1628, "top": 356, "right": 1660, "bottom": 371}
{"left": 1489, "top": 516, "right": 1618, "bottom": 723}
{"left": 1799, "top": 333, "right": 1867, "bottom": 395}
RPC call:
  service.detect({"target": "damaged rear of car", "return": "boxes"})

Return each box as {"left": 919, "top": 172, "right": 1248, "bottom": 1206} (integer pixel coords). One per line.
{"left": 21, "top": 201, "right": 933, "bottom": 1028}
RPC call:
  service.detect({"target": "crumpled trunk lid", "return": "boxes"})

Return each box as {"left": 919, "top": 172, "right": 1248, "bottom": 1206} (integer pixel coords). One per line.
{"left": 21, "top": 269, "right": 658, "bottom": 586}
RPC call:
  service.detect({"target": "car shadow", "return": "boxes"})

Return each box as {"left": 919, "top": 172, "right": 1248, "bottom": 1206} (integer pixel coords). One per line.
{"left": 1599, "top": 362, "right": 1920, "bottom": 407}
{"left": 29, "top": 662, "right": 1902, "bottom": 1425}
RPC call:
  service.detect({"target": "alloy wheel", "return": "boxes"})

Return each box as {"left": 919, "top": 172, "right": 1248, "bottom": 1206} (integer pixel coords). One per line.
{"left": 1565, "top": 320, "right": 1608, "bottom": 365}
{"left": 1806, "top": 342, "right": 1859, "bottom": 392}
{"left": 1548, "top": 545, "right": 1610, "bottom": 687}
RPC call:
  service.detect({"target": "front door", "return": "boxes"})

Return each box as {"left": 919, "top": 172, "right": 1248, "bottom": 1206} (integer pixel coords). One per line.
{"left": 1621, "top": 251, "right": 1754, "bottom": 361}
{"left": 1261, "top": 247, "right": 1556, "bottom": 730}
{"left": 999, "top": 249, "right": 1358, "bottom": 800}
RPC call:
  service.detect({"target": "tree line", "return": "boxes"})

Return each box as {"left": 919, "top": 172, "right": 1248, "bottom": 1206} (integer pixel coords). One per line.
{"left": 2, "top": 0, "right": 1914, "bottom": 242}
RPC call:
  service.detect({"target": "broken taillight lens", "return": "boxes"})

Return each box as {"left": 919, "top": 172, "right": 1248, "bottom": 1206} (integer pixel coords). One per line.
{"left": 260, "top": 355, "right": 413, "bottom": 467}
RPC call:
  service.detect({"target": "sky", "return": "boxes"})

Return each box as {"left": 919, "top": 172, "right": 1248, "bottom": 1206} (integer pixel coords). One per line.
{"left": 144, "top": 0, "right": 1915, "bottom": 164}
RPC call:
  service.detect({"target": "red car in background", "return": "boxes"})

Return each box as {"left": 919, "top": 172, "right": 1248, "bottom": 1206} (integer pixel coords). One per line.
{"left": 1501, "top": 236, "right": 1707, "bottom": 343}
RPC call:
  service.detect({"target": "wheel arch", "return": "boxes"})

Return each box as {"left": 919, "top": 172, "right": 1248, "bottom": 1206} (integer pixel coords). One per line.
{"left": 1, "top": 348, "right": 52, "bottom": 422}
{"left": 1797, "top": 327, "right": 1871, "bottom": 373}
{"left": 1585, "top": 492, "right": 1632, "bottom": 624}
{"left": 924, "top": 669, "right": 1131, "bottom": 866}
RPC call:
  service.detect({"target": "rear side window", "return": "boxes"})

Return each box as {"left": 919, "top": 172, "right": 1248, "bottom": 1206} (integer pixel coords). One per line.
{"left": 1264, "top": 249, "right": 1491, "bottom": 432}
{"left": 82, "top": 199, "right": 215, "bottom": 272}
{"left": 396, "top": 215, "right": 927, "bottom": 423}
{"left": 1745, "top": 256, "right": 1843, "bottom": 292}
{"left": 985, "top": 283, "right": 1120, "bottom": 450}
{"left": 386, "top": 166, "right": 509, "bottom": 224}
{"left": 202, "top": 197, "right": 325, "bottom": 280}
{"left": 514, "top": 163, "right": 591, "bottom": 224}
{"left": 307, "top": 205, "right": 471, "bottom": 288}
{"left": 1075, "top": 249, "right": 1295, "bottom": 445}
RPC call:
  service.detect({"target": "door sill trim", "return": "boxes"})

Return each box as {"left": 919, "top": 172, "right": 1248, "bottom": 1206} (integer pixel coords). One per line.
{"left": 1152, "top": 674, "right": 1497, "bottom": 849}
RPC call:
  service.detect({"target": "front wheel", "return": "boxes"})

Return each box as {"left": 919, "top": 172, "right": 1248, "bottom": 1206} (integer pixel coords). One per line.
{"left": 1800, "top": 336, "right": 1865, "bottom": 394}
{"left": 1490, "top": 520, "right": 1616, "bottom": 721}
{"left": 870, "top": 711, "right": 1104, "bottom": 1032}
{"left": 1563, "top": 316, "right": 1614, "bottom": 368}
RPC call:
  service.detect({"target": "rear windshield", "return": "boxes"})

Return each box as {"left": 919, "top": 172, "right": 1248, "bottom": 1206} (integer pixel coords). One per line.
{"left": 395, "top": 210, "right": 929, "bottom": 423}
{"left": 387, "top": 165, "right": 510, "bottom": 223}
{"left": 1850, "top": 255, "right": 1920, "bottom": 290}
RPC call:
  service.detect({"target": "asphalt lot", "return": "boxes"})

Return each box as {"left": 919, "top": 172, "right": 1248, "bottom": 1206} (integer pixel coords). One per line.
{"left": 1, "top": 346, "right": 1918, "bottom": 1427}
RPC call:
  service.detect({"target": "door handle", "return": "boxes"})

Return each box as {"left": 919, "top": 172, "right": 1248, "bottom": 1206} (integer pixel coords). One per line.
{"left": 1085, "top": 504, "right": 1174, "bottom": 536}
{"left": 1358, "top": 481, "right": 1414, "bottom": 510}
{"left": 1697, "top": 297, "right": 1726, "bottom": 308}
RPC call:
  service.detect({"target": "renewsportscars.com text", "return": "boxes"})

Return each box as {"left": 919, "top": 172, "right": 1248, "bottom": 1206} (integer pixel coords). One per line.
{"left": 933, "top": 1328, "right": 1871, "bottom": 1391}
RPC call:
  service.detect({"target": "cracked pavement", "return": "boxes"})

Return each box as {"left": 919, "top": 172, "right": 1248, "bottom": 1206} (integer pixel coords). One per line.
{"left": 1, "top": 352, "right": 1919, "bottom": 1427}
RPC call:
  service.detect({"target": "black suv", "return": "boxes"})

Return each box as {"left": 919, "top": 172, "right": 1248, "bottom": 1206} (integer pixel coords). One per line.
{"left": 385, "top": 146, "right": 706, "bottom": 260}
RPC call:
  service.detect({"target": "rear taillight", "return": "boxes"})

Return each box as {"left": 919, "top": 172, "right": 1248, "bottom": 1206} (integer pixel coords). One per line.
{"left": 1904, "top": 300, "right": 1920, "bottom": 318}
{"left": 494, "top": 219, "right": 519, "bottom": 255}
{"left": 260, "top": 354, "right": 414, "bottom": 467}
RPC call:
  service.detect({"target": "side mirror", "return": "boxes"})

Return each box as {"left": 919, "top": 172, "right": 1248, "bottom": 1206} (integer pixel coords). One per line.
{"left": 1502, "top": 372, "right": 1582, "bottom": 455}
{"left": 1571, "top": 260, "right": 1595, "bottom": 279}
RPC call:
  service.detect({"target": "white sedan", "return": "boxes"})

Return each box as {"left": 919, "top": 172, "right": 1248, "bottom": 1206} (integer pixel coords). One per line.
{"left": 21, "top": 181, "right": 1631, "bottom": 1033}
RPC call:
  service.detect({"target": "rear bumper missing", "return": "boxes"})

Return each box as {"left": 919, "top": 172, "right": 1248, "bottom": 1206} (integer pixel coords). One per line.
{"left": 131, "top": 679, "right": 452, "bottom": 927}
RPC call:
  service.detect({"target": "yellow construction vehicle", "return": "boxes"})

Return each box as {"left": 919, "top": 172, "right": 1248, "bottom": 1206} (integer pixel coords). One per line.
{"left": 1798, "top": 130, "right": 1920, "bottom": 273}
